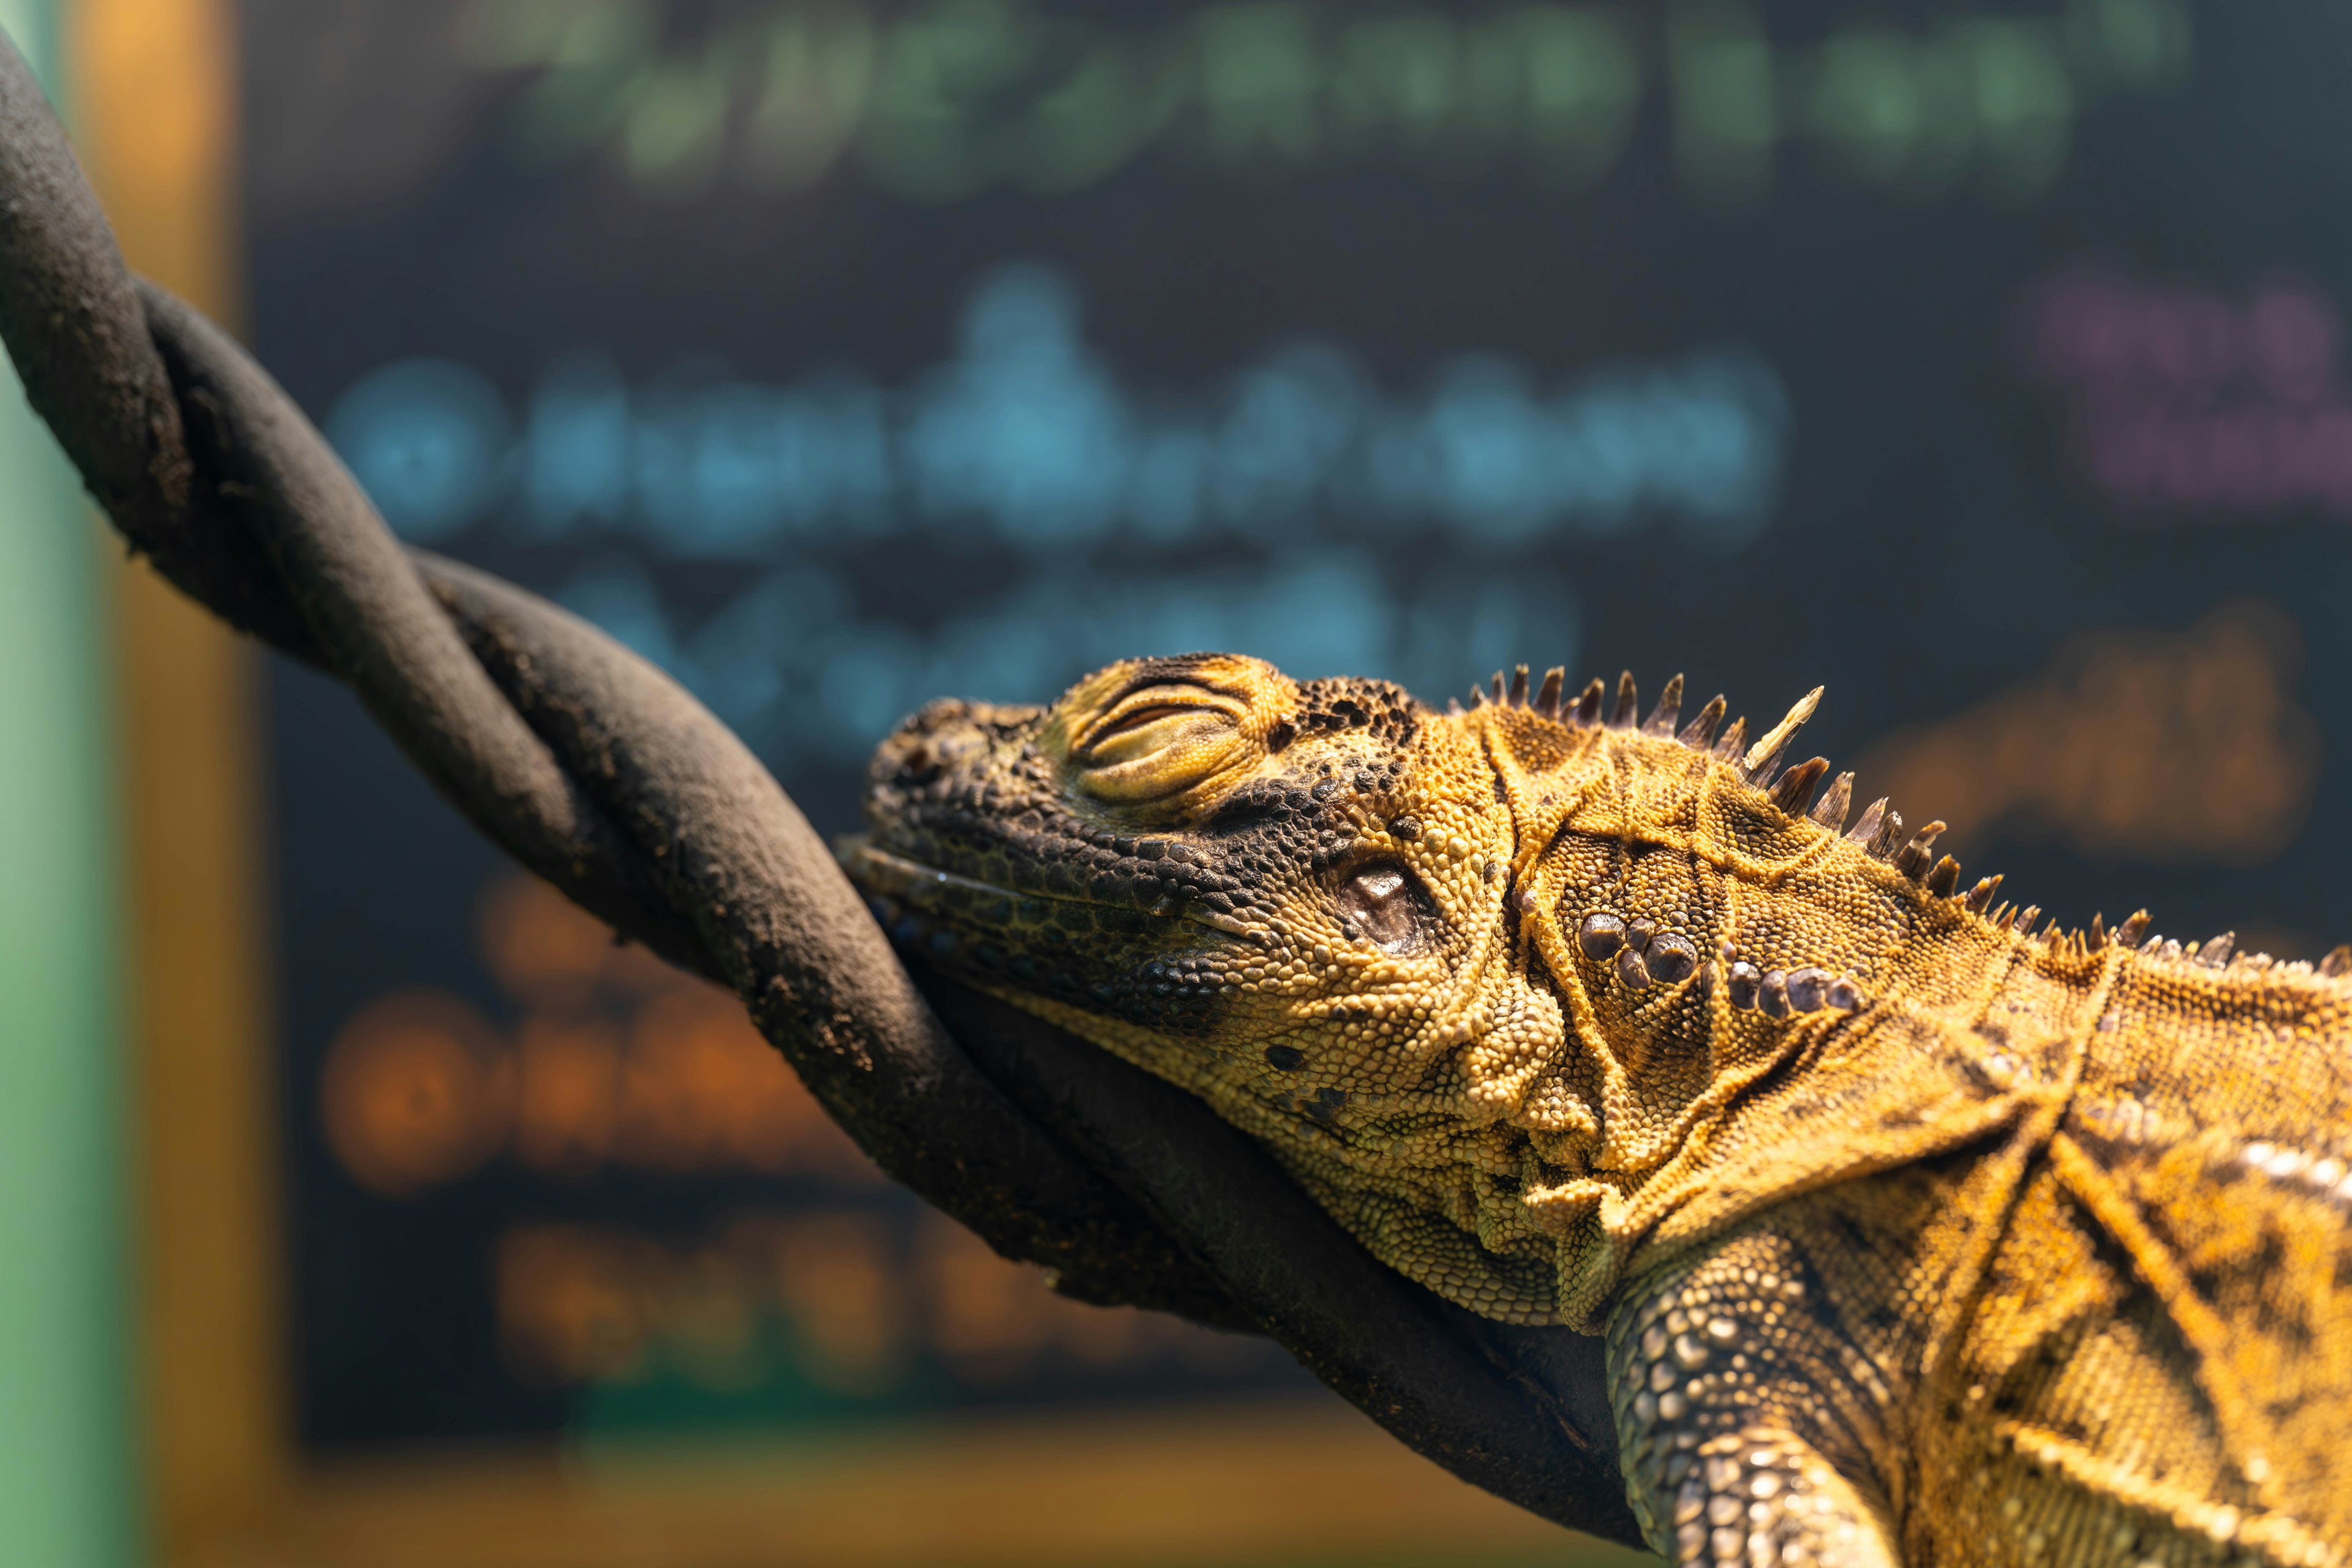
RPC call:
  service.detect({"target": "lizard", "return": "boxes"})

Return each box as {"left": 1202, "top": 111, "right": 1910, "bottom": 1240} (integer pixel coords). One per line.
{"left": 840, "top": 651, "right": 2352, "bottom": 1568}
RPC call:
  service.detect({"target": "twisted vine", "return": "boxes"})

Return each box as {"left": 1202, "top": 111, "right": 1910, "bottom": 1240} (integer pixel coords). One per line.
{"left": 0, "top": 33, "right": 1636, "bottom": 1545}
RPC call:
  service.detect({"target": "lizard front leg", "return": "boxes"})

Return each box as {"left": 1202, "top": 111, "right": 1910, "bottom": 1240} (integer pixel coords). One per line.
{"left": 1607, "top": 1223, "right": 1905, "bottom": 1568}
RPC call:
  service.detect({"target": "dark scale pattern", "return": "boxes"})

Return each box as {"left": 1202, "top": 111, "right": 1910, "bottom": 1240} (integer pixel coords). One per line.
{"left": 846, "top": 654, "right": 2352, "bottom": 1565}
{"left": 1291, "top": 676, "right": 1423, "bottom": 748}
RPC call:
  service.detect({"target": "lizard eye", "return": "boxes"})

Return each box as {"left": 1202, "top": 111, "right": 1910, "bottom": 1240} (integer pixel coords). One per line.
{"left": 1082, "top": 703, "right": 1217, "bottom": 758}
{"left": 1072, "top": 685, "right": 1250, "bottom": 802}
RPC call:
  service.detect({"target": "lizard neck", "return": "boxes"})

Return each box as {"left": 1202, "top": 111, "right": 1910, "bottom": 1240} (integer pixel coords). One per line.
{"left": 1475, "top": 712, "right": 2038, "bottom": 1174}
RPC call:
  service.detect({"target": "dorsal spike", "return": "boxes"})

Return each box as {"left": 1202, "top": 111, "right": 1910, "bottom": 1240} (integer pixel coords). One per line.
{"left": 1491, "top": 671, "right": 1507, "bottom": 706}
{"left": 1709, "top": 715, "right": 1747, "bottom": 763}
{"left": 2086, "top": 912, "right": 2107, "bottom": 952}
{"left": 1844, "top": 797, "right": 1887, "bottom": 846}
{"left": 1768, "top": 756, "right": 1831, "bottom": 815}
{"left": 2138, "top": 928, "right": 2165, "bottom": 954}
{"left": 1534, "top": 666, "right": 1565, "bottom": 718}
{"left": 1572, "top": 678, "right": 1605, "bottom": 727}
{"left": 2116, "top": 910, "right": 2152, "bottom": 948}
{"left": 1867, "top": 805, "right": 1906, "bottom": 860}
{"left": 2321, "top": 944, "right": 2352, "bottom": 978}
{"left": 1964, "top": 874, "right": 2003, "bottom": 914}
{"left": 1509, "top": 665, "right": 1530, "bottom": 707}
{"left": 1608, "top": 671, "right": 1639, "bottom": 728}
{"left": 2016, "top": 905, "right": 2043, "bottom": 937}
{"left": 1893, "top": 821, "right": 1947, "bottom": 882}
{"left": 1468, "top": 684, "right": 1488, "bottom": 708}
{"left": 1741, "top": 686, "right": 1824, "bottom": 782}
{"left": 1991, "top": 902, "right": 2016, "bottom": 931}
{"left": 2195, "top": 932, "right": 2236, "bottom": 969}
{"left": 1642, "top": 674, "right": 1685, "bottom": 736}
{"left": 1809, "top": 771, "right": 1855, "bottom": 832}
{"left": 1446, "top": 696, "right": 1464, "bottom": 715}
{"left": 1677, "top": 695, "right": 1727, "bottom": 750}
{"left": 1924, "top": 855, "right": 1963, "bottom": 897}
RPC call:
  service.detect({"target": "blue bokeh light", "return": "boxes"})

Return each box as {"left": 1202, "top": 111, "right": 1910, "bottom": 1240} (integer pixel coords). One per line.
{"left": 329, "top": 262, "right": 1790, "bottom": 556}
{"left": 326, "top": 358, "right": 513, "bottom": 541}
{"left": 320, "top": 262, "right": 1782, "bottom": 773}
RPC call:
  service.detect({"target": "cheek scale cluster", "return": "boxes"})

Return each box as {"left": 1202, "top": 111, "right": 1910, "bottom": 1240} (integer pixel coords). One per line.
{"left": 1575, "top": 912, "right": 1867, "bottom": 1017}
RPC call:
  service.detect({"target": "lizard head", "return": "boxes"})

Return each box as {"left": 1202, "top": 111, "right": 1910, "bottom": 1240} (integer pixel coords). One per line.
{"left": 843, "top": 655, "right": 1978, "bottom": 1325}
{"left": 842, "top": 651, "right": 1475, "bottom": 1059}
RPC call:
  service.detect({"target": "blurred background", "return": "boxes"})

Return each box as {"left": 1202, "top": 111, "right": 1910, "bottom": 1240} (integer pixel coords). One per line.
{"left": 2, "top": 0, "right": 2348, "bottom": 1562}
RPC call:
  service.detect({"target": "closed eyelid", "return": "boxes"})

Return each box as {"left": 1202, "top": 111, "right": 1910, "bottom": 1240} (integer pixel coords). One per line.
{"left": 1084, "top": 701, "right": 1210, "bottom": 748}
{"left": 1098, "top": 672, "right": 1250, "bottom": 711}
{"left": 1077, "top": 685, "right": 1245, "bottom": 755}
{"left": 1069, "top": 695, "right": 1259, "bottom": 808}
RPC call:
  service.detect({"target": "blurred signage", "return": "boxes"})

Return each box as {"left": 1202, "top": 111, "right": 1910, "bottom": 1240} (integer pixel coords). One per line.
{"left": 333, "top": 265, "right": 1785, "bottom": 551}
{"left": 2017, "top": 262, "right": 2352, "bottom": 521}
{"left": 451, "top": 0, "right": 2191, "bottom": 204}
{"left": 1855, "top": 600, "right": 2321, "bottom": 867}
{"left": 325, "top": 260, "right": 1780, "bottom": 771}
{"left": 311, "top": 871, "right": 1295, "bottom": 1442}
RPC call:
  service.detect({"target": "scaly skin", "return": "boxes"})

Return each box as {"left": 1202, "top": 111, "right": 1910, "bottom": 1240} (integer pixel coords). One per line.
{"left": 843, "top": 653, "right": 2352, "bottom": 1568}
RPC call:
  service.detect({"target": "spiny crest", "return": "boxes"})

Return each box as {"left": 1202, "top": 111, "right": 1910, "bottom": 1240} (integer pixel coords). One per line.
{"left": 1996, "top": 900, "right": 2348, "bottom": 980}
{"left": 1471, "top": 666, "right": 1951, "bottom": 878}
{"left": 1459, "top": 664, "right": 2313, "bottom": 971}
{"left": 1452, "top": 668, "right": 2352, "bottom": 1010}
{"left": 1466, "top": 666, "right": 2352, "bottom": 981}
{"left": 2113, "top": 918, "right": 2352, "bottom": 981}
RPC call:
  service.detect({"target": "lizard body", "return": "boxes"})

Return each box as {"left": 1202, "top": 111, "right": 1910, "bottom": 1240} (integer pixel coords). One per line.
{"left": 844, "top": 653, "right": 2352, "bottom": 1567}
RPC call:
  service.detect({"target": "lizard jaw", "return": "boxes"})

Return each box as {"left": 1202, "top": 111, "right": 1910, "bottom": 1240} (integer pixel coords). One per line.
{"left": 840, "top": 839, "right": 1249, "bottom": 940}
{"left": 839, "top": 839, "right": 1262, "bottom": 1006}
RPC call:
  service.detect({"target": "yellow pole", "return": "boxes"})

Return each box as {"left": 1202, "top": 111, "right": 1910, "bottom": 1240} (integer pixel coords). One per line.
{"left": 69, "top": 0, "right": 281, "bottom": 1560}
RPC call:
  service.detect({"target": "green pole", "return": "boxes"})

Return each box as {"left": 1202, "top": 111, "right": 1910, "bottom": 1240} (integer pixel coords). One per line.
{"left": 0, "top": 2, "right": 137, "bottom": 1564}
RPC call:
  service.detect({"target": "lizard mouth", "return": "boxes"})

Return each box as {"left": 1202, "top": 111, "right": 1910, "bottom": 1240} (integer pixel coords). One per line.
{"left": 842, "top": 839, "right": 1251, "bottom": 940}
{"left": 838, "top": 838, "right": 1259, "bottom": 1016}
